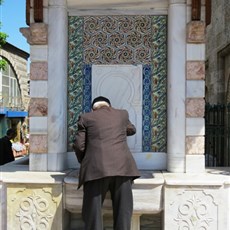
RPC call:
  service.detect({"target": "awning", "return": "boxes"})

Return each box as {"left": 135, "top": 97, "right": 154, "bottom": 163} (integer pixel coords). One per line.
{"left": 6, "top": 110, "right": 28, "bottom": 117}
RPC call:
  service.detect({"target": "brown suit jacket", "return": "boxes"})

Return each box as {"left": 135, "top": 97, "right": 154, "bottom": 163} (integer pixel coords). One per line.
{"left": 73, "top": 106, "right": 140, "bottom": 188}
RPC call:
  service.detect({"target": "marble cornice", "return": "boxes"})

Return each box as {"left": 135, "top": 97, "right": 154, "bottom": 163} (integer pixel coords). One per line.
{"left": 67, "top": 0, "right": 168, "bottom": 11}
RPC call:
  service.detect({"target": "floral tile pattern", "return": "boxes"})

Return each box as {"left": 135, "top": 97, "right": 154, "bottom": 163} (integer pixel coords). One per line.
{"left": 83, "top": 16, "right": 152, "bottom": 64}
{"left": 68, "top": 15, "right": 167, "bottom": 152}
{"left": 151, "top": 16, "right": 167, "bottom": 152}
{"left": 68, "top": 16, "right": 84, "bottom": 145}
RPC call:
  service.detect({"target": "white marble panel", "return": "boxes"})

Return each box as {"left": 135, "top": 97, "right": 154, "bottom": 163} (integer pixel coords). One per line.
{"left": 92, "top": 64, "right": 142, "bottom": 153}
{"left": 186, "top": 118, "right": 205, "bottom": 136}
{"left": 187, "top": 44, "right": 205, "bottom": 61}
{"left": 133, "top": 152, "right": 167, "bottom": 170}
{"left": 29, "top": 153, "right": 48, "bottom": 171}
{"left": 48, "top": 152, "right": 68, "bottom": 171}
{"left": 30, "top": 117, "right": 48, "bottom": 134}
{"left": 67, "top": 151, "right": 167, "bottom": 170}
{"left": 30, "top": 45, "right": 48, "bottom": 62}
{"left": 185, "top": 155, "right": 205, "bottom": 173}
{"left": 186, "top": 80, "right": 205, "bottom": 97}
{"left": 30, "top": 80, "right": 48, "bottom": 98}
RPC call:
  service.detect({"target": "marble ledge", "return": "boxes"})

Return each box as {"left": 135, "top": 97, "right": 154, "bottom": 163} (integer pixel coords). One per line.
{"left": 64, "top": 169, "right": 230, "bottom": 187}
{"left": 0, "top": 157, "right": 68, "bottom": 184}
{"left": 163, "top": 168, "right": 230, "bottom": 186}
{"left": 1, "top": 160, "right": 229, "bottom": 186}
{"left": 64, "top": 169, "right": 165, "bottom": 186}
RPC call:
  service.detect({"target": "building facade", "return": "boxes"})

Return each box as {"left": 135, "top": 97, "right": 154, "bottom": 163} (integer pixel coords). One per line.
{"left": 0, "top": 1, "right": 229, "bottom": 230}
{"left": 0, "top": 42, "right": 29, "bottom": 140}
{"left": 205, "top": 0, "right": 230, "bottom": 167}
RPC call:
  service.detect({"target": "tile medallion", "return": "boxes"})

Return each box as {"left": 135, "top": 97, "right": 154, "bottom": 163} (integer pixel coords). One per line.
{"left": 68, "top": 15, "right": 167, "bottom": 152}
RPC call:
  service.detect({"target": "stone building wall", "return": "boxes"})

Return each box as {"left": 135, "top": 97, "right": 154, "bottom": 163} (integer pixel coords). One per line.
{"left": 0, "top": 45, "right": 30, "bottom": 110}
{"left": 206, "top": 0, "right": 230, "bottom": 104}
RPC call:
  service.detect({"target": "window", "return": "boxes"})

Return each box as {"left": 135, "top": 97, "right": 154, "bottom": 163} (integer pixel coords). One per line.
{"left": 0, "top": 58, "right": 22, "bottom": 108}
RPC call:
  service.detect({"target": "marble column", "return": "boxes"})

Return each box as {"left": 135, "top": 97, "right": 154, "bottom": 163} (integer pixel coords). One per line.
{"left": 167, "top": 0, "right": 187, "bottom": 172}
{"left": 48, "top": 0, "right": 68, "bottom": 171}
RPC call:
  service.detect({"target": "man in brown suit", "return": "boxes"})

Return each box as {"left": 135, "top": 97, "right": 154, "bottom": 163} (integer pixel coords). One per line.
{"left": 73, "top": 96, "right": 140, "bottom": 230}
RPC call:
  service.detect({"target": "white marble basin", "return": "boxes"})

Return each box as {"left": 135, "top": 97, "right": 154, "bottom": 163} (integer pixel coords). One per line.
{"left": 64, "top": 170, "right": 164, "bottom": 214}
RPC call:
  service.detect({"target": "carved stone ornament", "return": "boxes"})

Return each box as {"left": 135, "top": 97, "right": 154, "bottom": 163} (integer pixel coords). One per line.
{"left": 170, "top": 190, "right": 218, "bottom": 230}
{"left": 7, "top": 184, "right": 62, "bottom": 230}
{"left": 16, "top": 192, "right": 53, "bottom": 229}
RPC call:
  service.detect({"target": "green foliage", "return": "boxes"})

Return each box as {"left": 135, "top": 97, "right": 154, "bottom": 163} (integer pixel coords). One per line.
{"left": 0, "top": 0, "right": 8, "bottom": 70}
{"left": 0, "top": 32, "right": 8, "bottom": 46}
{"left": 0, "top": 59, "right": 7, "bottom": 70}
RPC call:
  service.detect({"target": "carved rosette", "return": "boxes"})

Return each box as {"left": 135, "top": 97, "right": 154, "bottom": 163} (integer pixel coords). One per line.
{"left": 16, "top": 193, "right": 53, "bottom": 229}
{"left": 169, "top": 190, "right": 218, "bottom": 230}
{"left": 7, "top": 185, "right": 62, "bottom": 230}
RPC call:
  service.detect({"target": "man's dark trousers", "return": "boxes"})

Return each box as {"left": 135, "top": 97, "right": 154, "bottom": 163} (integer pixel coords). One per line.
{"left": 82, "top": 176, "right": 133, "bottom": 230}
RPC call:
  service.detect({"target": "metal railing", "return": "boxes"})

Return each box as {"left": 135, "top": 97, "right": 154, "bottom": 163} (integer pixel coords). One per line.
{"left": 205, "top": 103, "right": 230, "bottom": 167}
{"left": 0, "top": 94, "right": 25, "bottom": 111}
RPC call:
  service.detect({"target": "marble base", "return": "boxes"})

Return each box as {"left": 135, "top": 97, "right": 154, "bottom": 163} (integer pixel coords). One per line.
{"left": 164, "top": 169, "right": 230, "bottom": 230}
{"left": 1, "top": 161, "right": 229, "bottom": 230}
{"left": 186, "top": 154, "right": 205, "bottom": 173}
{"left": 64, "top": 170, "right": 164, "bottom": 214}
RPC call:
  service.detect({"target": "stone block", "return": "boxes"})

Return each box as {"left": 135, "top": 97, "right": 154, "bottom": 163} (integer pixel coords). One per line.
{"left": 186, "top": 136, "right": 204, "bottom": 155}
{"left": 29, "top": 134, "right": 48, "bottom": 153}
{"left": 30, "top": 62, "right": 48, "bottom": 80}
{"left": 186, "top": 61, "right": 205, "bottom": 80}
{"left": 187, "top": 44, "right": 205, "bottom": 61}
{"left": 186, "top": 118, "right": 205, "bottom": 136}
{"left": 185, "top": 155, "right": 205, "bottom": 173}
{"left": 20, "top": 23, "right": 48, "bottom": 45}
{"left": 187, "top": 21, "right": 205, "bottom": 43}
{"left": 30, "top": 45, "right": 48, "bottom": 62}
{"left": 29, "top": 98, "right": 48, "bottom": 116}
{"left": 29, "top": 153, "right": 48, "bottom": 171}
{"left": 30, "top": 81, "right": 48, "bottom": 98}
{"left": 29, "top": 117, "right": 48, "bottom": 134}
{"left": 186, "top": 98, "right": 205, "bottom": 117}
{"left": 186, "top": 80, "right": 205, "bottom": 97}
